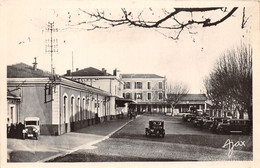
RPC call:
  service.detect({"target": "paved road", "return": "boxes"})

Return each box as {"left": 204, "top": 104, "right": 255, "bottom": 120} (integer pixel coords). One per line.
{"left": 7, "top": 118, "right": 131, "bottom": 162}
{"left": 51, "top": 114, "right": 253, "bottom": 162}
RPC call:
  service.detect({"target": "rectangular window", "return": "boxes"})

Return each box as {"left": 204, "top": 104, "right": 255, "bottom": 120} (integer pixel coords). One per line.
{"left": 147, "top": 82, "right": 151, "bottom": 89}
{"left": 159, "top": 82, "right": 163, "bottom": 89}
{"left": 148, "top": 93, "right": 151, "bottom": 100}
{"left": 125, "top": 93, "right": 131, "bottom": 99}
{"left": 136, "top": 93, "right": 142, "bottom": 99}
{"left": 159, "top": 93, "right": 163, "bottom": 100}
{"left": 135, "top": 82, "right": 142, "bottom": 89}
{"left": 124, "top": 82, "right": 131, "bottom": 89}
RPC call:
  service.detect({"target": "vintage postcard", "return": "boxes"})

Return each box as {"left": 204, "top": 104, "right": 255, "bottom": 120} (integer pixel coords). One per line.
{"left": 0, "top": 0, "right": 259, "bottom": 168}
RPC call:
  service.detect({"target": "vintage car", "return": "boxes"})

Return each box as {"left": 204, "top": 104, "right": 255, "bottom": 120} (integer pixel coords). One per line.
{"left": 185, "top": 114, "right": 197, "bottom": 122}
{"left": 192, "top": 115, "right": 204, "bottom": 127}
{"left": 182, "top": 112, "right": 192, "bottom": 121}
{"left": 202, "top": 117, "right": 214, "bottom": 129}
{"left": 210, "top": 117, "right": 230, "bottom": 133}
{"left": 216, "top": 119, "right": 251, "bottom": 134}
{"left": 193, "top": 114, "right": 210, "bottom": 128}
{"left": 22, "top": 117, "right": 40, "bottom": 140}
{"left": 145, "top": 120, "right": 165, "bottom": 138}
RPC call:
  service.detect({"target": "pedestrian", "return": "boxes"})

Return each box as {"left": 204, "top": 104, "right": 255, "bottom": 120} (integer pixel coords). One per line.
{"left": 9, "top": 124, "right": 16, "bottom": 138}
{"left": 17, "top": 122, "right": 25, "bottom": 139}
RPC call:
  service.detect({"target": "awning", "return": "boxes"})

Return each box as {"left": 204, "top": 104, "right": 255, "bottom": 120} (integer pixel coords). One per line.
{"left": 115, "top": 97, "right": 136, "bottom": 107}
{"left": 7, "top": 91, "right": 21, "bottom": 100}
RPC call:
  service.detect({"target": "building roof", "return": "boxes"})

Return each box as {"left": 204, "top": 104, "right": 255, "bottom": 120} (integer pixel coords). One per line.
{"left": 121, "top": 74, "right": 164, "bottom": 78}
{"left": 167, "top": 94, "right": 207, "bottom": 101}
{"left": 7, "top": 63, "right": 51, "bottom": 78}
{"left": 64, "top": 67, "right": 112, "bottom": 76}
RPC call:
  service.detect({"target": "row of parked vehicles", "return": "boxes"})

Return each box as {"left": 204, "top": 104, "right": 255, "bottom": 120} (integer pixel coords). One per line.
{"left": 182, "top": 111, "right": 252, "bottom": 135}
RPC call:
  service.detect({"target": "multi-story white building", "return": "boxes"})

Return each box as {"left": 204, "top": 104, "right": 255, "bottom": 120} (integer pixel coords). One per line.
{"left": 121, "top": 74, "right": 170, "bottom": 113}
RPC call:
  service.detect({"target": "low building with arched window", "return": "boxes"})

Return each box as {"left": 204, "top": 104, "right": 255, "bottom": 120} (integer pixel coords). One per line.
{"left": 7, "top": 62, "right": 111, "bottom": 135}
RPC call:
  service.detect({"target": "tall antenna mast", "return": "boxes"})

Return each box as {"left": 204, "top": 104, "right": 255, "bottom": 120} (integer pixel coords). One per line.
{"left": 45, "top": 22, "right": 58, "bottom": 76}
{"left": 72, "top": 51, "right": 74, "bottom": 73}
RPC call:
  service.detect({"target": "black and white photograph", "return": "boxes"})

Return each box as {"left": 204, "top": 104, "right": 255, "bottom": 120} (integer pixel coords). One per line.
{"left": 0, "top": 0, "right": 259, "bottom": 167}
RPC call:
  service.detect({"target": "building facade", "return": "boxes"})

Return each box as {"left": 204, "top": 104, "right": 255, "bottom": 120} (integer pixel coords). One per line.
{"left": 64, "top": 67, "right": 131, "bottom": 119}
{"left": 7, "top": 92, "right": 21, "bottom": 126}
{"left": 168, "top": 94, "right": 211, "bottom": 114}
{"left": 121, "top": 74, "right": 170, "bottom": 113}
{"left": 7, "top": 63, "right": 111, "bottom": 135}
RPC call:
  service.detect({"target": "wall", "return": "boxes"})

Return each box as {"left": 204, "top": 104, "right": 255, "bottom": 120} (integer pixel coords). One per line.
{"left": 7, "top": 98, "right": 20, "bottom": 125}
{"left": 8, "top": 84, "right": 52, "bottom": 125}
{"left": 59, "top": 84, "right": 109, "bottom": 135}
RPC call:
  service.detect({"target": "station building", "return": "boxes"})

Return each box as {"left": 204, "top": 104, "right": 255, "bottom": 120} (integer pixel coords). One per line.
{"left": 64, "top": 67, "right": 133, "bottom": 119}
{"left": 7, "top": 62, "right": 112, "bottom": 135}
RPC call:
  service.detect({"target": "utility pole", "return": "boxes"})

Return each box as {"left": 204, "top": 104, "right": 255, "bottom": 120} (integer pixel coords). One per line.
{"left": 72, "top": 51, "right": 74, "bottom": 73}
{"left": 45, "top": 22, "right": 58, "bottom": 76}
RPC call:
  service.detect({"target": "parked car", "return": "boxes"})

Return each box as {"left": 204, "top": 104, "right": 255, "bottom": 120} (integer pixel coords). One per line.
{"left": 182, "top": 112, "right": 192, "bottom": 121}
{"left": 22, "top": 117, "right": 40, "bottom": 140}
{"left": 185, "top": 114, "right": 197, "bottom": 122}
{"left": 145, "top": 120, "right": 165, "bottom": 138}
{"left": 210, "top": 117, "right": 230, "bottom": 133}
{"left": 216, "top": 119, "right": 251, "bottom": 134}
{"left": 202, "top": 117, "right": 214, "bottom": 129}
{"left": 192, "top": 115, "right": 204, "bottom": 127}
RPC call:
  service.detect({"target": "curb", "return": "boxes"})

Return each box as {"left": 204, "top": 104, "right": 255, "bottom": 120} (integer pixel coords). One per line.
{"left": 37, "top": 119, "right": 133, "bottom": 162}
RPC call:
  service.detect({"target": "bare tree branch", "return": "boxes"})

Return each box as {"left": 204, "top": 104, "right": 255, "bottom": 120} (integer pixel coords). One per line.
{"left": 74, "top": 7, "right": 239, "bottom": 40}
{"left": 241, "top": 7, "right": 250, "bottom": 29}
{"left": 166, "top": 82, "right": 189, "bottom": 115}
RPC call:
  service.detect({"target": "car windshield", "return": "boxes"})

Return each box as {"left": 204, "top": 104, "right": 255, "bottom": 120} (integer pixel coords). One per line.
{"left": 150, "top": 121, "right": 163, "bottom": 126}
{"left": 25, "top": 121, "right": 37, "bottom": 125}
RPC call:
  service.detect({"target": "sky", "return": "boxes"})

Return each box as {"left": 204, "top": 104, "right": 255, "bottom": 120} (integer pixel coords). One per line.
{"left": 1, "top": 0, "right": 258, "bottom": 93}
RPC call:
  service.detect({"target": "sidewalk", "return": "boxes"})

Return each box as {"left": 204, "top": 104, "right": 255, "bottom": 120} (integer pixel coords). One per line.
{"left": 7, "top": 117, "right": 132, "bottom": 162}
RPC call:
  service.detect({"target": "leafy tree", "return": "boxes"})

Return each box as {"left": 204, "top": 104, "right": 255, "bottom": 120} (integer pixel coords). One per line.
{"left": 204, "top": 43, "right": 252, "bottom": 120}
{"left": 166, "top": 82, "right": 189, "bottom": 115}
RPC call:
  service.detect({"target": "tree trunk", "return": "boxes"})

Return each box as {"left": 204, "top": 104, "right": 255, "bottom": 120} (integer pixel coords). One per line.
{"left": 247, "top": 105, "right": 253, "bottom": 121}
{"left": 170, "top": 104, "right": 174, "bottom": 116}
{"left": 239, "top": 110, "right": 244, "bottom": 119}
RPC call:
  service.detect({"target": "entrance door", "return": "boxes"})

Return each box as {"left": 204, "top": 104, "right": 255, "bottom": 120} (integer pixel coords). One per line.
{"left": 148, "top": 105, "right": 151, "bottom": 113}
{"left": 9, "top": 105, "right": 17, "bottom": 124}
{"left": 137, "top": 105, "right": 140, "bottom": 113}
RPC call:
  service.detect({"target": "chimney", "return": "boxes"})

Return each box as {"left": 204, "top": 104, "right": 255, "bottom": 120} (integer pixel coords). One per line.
{"left": 32, "top": 57, "right": 38, "bottom": 71}
{"left": 102, "top": 68, "right": 107, "bottom": 75}
{"left": 66, "top": 70, "right": 71, "bottom": 76}
{"left": 113, "top": 68, "right": 117, "bottom": 76}
{"left": 113, "top": 68, "right": 120, "bottom": 77}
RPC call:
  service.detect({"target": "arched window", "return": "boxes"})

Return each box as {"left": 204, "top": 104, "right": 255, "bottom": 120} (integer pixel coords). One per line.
{"left": 63, "top": 96, "right": 67, "bottom": 123}
{"left": 71, "top": 96, "right": 74, "bottom": 122}
{"left": 78, "top": 97, "right": 81, "bottom": 121}
{"left": 83, "top": 98, "right": 86, "bottom": 120}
